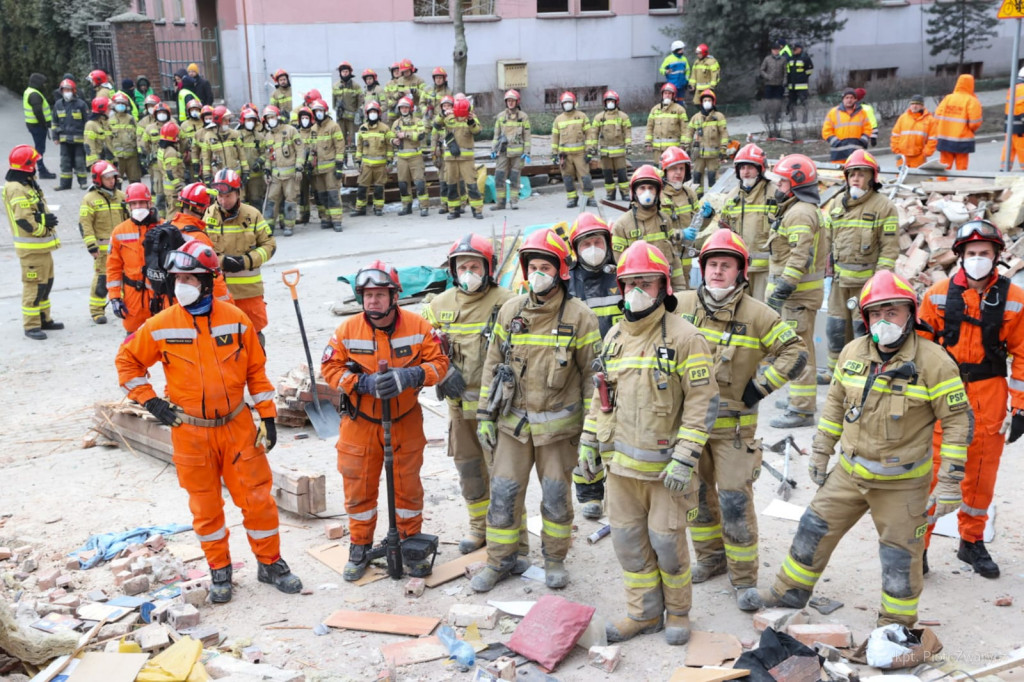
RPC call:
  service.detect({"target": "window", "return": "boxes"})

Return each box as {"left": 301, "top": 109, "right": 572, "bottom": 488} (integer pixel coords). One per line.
{"left": 544, "top": 86, "right": 607, "bottom": 111}
{"left": 649, "top": 0, "right": 678, "bottom": 8}
{"left": 152, "top": 0, "right": 164, "bottom": 20}
{"left": 538, "top": 0, "right": 569, "bottom": 13}
{"left": 465, "top": 0, "right": 495, "bottom": 14}
{"left": 580, "top": 0, "right": 609, "bottom": 10}
{"left": 414, "top": 0, "right": 449, "bottom": 17}
{"left": 137, "top": 0, "right": 147, "bottom": 14}
{"left": 173, "top": 0, "right": 184, "bottom": 20}
{"left": 935, "top": 62, "right": 983, "bottom": 78}
{"left": 847, "top": 67, "right": 898, "bottom": 86}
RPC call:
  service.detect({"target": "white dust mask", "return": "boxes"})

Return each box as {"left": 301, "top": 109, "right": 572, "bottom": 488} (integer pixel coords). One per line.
{"left": 637, "top": 189, "right": 657, "bottom": 207}
{"left": 849, "top": 186, "right": 866, "bottom": 200}
{"left": 368, "top": 112, "right": 379, "bottom": 122}
{"left": 458, "top": 271, "right": 485, "bottom": 293}
{"left": 624, "top": 287, "right": 656, "bottom": 314}
{"left": 244, "top": 120, "right": 255, "bottom": 130}
{"left": 131, "top": 207, "right": 151, "bottom": 222}
{"left": 562, "top": 102, "right": 573, "bottom": 112}
{"left": 174, "top": 282, "right": 201, "bottom": 306}
{"left": 663, "top": 98, "right": 672, "bottom": 106}
{"left": 62, "top": 91, "right": 73, "bottom": 101}
{"left": 528, "top": 271, "right": 555, "bottom": 294}
{"left": 870, "top": 319, "right": 904, "bottom": 347}
{"left": 581, "top": 246, "right": 607, "bottom": 268}
{"left": 963, "top": 256, "right": 994, "bottom": 280}
{"left": 605, "top": 101, "right": 615, "bottom": 110}
{"left": 702, "top": 102, "right": 712, "bottom": 112}
{"left": 266, "top": 118, "right": 278, "bottom": 128}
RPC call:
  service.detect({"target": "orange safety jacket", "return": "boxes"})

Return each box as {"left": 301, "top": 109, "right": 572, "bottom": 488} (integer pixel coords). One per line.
{"left": 934, "top": 74, "right": 983, "bottom": 155}
{"left": 1007, "top": 79, "right": 1024, "bottom": 136}
{"left": 169, "top": 211, "right": 233, "bottom": 304}
{"left": 822, "top": 104, "right": 871, "bottom": 161}
{"left": 890, "top": 108, "right": 937, "bottom": 160}
{"left": 106, "top": 217, "right": 155, "bottom": 300}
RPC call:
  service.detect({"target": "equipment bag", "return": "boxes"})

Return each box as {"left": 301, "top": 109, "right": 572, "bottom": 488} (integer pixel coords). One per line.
{"left": 142, "top": 222, "right": 186, "bottom": 299}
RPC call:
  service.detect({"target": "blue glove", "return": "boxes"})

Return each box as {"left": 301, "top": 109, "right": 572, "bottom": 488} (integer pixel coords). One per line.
{"left": 490, "top": 150, "right": 497, "bottom": 159}
{"left": 356, "top": 372, "right": 382, "bottom": 397}
{"left": 111, "top": 298, "right": 128, "bottom": 319}
{"left": 682, "top": 226, "right": 698, "bottom": 241}
{"left": 377, "top": 366, "right": 425, "bottom": 400}
{"left": 522, "top": 154, "right": 531, "bottom": 165}
{"left": 701, "top": 201, "right": 713, "bottom": 218}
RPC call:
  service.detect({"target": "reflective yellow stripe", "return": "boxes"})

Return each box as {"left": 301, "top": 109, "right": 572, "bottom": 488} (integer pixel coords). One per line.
{"left": 725, "top": 543, "right": 758, "bottom": 562}
{"left": 486, "top": 526, "right": 520, "bottom": 545}
{"left": 881, "top": 592, "right": 918, "bottom": 616}
{"left": 542, "top": 519, "right": 572, "bottom": 538}
{"left": 467, "top": 499, "right": 489, "bottom": 518}
{"left": 713, "top": 414, "right": 758, "bottom": 430}
{"left": 676, "top": 427, "right": 708, "bottom": 447}
{"left": 818, "top": 418, "right": 842, "bottom": 436}
{"left": 689, "top": 524, "right": 722, "bottom": 542}
{"left": 660, "top": 568, "right": 692, "bottom": 589}
{"left": 782, "top": 555, "right": 820, "bottom": 587}
{"left": 623, "top": 569, "right": 660, "bottom": 589}
{"left": 839, "top": 452, "right": 932, "bottom": 481}
{"left": 939, "top": 444, "right": 967, "bottom": 460}
{"left": 611, "top": 450, "right": 667, "bottom": 473}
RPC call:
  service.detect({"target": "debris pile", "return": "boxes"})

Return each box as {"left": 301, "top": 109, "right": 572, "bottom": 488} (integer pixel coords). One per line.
{"left": 274, "top": 364, "right": 341, "bottom": 429}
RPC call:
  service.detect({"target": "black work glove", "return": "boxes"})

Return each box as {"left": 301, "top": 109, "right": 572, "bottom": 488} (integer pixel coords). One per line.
{"left": 144, "top": 397, "right": 182, "bottom": 427}
{"left": 870, "top": 135, "right": 878, "bottom": 148}
{"left": 334, "top": 162, "right": 344, "bottom": 180}
{"left": 43, "top": 213, "right": 59, "bottom": 227}
{"left": 828, "top": 136, "right": 840, "bottom": 148}
{"left": 767, "top": 280, "right": 795, "bottom": 313}
{"left": 1008, "top": 410, "right": 1024, "bottom": 444}
{"left": 377, "top": 366, "right": 425, "bottom": 400}
{"left": 262, "top": 417, "right": 277, "bottom": 452}
{"left": 203, "top": 175, "right": 213, "bottom": 185}
{"left": 149, "top": 296, "right": 164, "bottom": 316}
{"left": 356, "top": 372, "right": 382, "bottom": 397}
{"left": 241, "top": 172, "right": 250, "bottom": 184}
{"left": 436, "top": 365, "right": 467, "bottom": 400}
{"left": 222, "top": 255, "right": 246, "bottom": 272}
{"left": 111, "top": 298, "right": 127, "bottom": 319}
{"left": 741, "top": 379, "right": 767, "bottom": 408}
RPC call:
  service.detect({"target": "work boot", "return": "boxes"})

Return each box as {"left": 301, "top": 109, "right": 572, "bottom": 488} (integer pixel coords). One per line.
{"left": 665, "top": 614, "right": 691, "bottom": 646}
{"left": 257, "top": 558, "right": 303, "bottom": 594}
{"left": 398, "top": 204, "right": 412, "bottom": 216}
{"left": 38, "top": 168, "right": 56, "bottom": 180}
{"left": 350, "top": 206, "right": 367, "bottom": 217}
{"left": 343, "top": 543, "right": 372, "bottom": 582}
{"left": 470, "top": 559, "right": 515, "bottom": 593}
{"left": 957, "top": 539, "right": 1000, "bottom": 578}
{"left": 41, "top": 320, "right": 64, "bottom": 330}
{"left": 923, "top": 549, "right": 929, "bottom": 575}
{"left": 420, "top": 206, "right": 429, "bottom": 217}
{"left": 53, "top": 184, "right": 69, "bottom": 192}
{"left": 580, "top": 501, "right": 603, "bottom": 520}
{"left": 606, "top": 615, "right": 664, "bottom": 642}
{"left": 736, "top": 587, "right": 763, "bottom": 612}
{"left": 770, "top": 411, "right": 815, "bottom": 428}
{"left": 566, "top": 198, "right": 578, "bottom": 209}
{"left": 757, "top": 586, "right": 810, "bottom": 609}
{"left": 817, "top": 370, "right": 833, "bottom": 385}
{"left": 512, "top": 556, "right": 532, "bottom": 575}
{"left": 24, "top": 328, "right": 46, "bottom": 340}
{"left": 585, "top": 196, "right": 597, "bottom": 207}
{"left": 210, "top": 565, "right": 233, "bottom": 604}
{"left": 374, "top": 207, "right": 383, "bottom": 216}
{"left": 298, "top": 212, "right": 310, "bottom": 224}
{"left": 544, "top": 559, "right": 569, "bottom": 589}
{"left": 691, "top": 554, "right": 728, "bottom": 583}
{"left": 459, "top": 533, "right": 485, "bottom": 555}
{"left": 320, "top": 219, "right": 332, "bottom": 230}
{"left": 510, "top": 197, "right": 518, "bottom": 210}
{"left": 491, "top": 199, "right": 506, "bottom": 211}
{"left": 606, "top": 189, "right": 616, "bottom": 202}
{"left": 774, "top": 398, "right": 789, "bottom": 410}
{"left": 333, "top": 223, "right": 343, "bottom": 233}
{"left": 438, "top": 203, "right": 448, "bottom": 215}
{"left": 282, "top": 226, "right": 294, "bottom": 237}
{"left": 472, "top": 209, "right": 483, "bottom": 220}
{"left": 447, "top": 211, "right": 461, "bottom": 220}
{"left": 93, "top": 314, "right": 107, "bottom": 325}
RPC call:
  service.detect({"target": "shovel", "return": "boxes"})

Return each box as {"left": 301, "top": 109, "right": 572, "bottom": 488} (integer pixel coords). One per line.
{"left": 282, "top": 269, "right": 340, "bottom": 439}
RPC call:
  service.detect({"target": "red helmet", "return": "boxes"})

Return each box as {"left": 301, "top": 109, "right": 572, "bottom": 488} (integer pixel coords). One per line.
{"left": 125, "top": 182, "right": 153, "bottom": 204}
{"left": 700, "top": 229, "right": 750, "bottom": 281}
{"left": 616, "top": 240, "right": 674, "bottom": 297}
{"left": 660, "top": 146, "right": 690, "bottom": 172}
{"left": 88, "top": 69, "right": 108, "bottom": 86}
{"left": 569, "top": 212, "right": 612, "bottom": 255}
{"left": 153, "top": 102, "right": 171, "bottom": 118}
{"left": 8, "top": 145, "right": 41, "bottom": 173}
{"left": 560, "top": 91, "right": 577, "bottom": 105}
{"left": 857, "top": 270, "right": 918, "bottom": 328}
{"left": 212, "top": 106, "right": 231, "bottom": 125}
{"left": 262, "top": 104, "right": 280, "bottom": 120}
{"left": 432, "top": 66, "right": 448, "bottom": 77}
{"left": 364, "top": 101, "right": 382, "bottom": 115}
{"left": 165, "top": 239, "right": 221, "bottom": 276}
{"left": 696, "top": 43, "right": 709, "bottom": 57}
{"left": 519, "top": 228, "right": 571, "bottom": 281}
{"left": 630, "top": 164, "right": 664, "bottom": 200}
{"left": 303, "top": 88, "right": 322, "bottom": 105}
{"left": 699, "top": 89, "right": 716, "bottom": 105}
{"left": 844, "top": 149, "right": 880, "bottom": 184}
{"left": 179, "top": 182, "right": 212, "bottom": 213}
{"left": 353, "top": 260, "right": 402, "bottom": 303}
{"left": 660, "top": 82, "right": 677, "bottom": 97}
{"left": 60, "top": 78, "right": 77, "bottom": 93}
{"left": 603, "top": 90, "right": 619, "bottom": 104}
{"left": 272, "top": 68, "right": 289, "bottom": 82}
{"left": 440, "top": 95, "right": 455, "bottom": 109}
{"left": 91, "top": 160, "right": 119, "bottom": 186}
{"left": 453, "top": 98, "right": 471, "bottom": 118}
{"left": 504, "top": 89, "right": 520, "bottom": 103}
{"left": 768, "top": 154, "right": 817, "bottom": 190}
{"left": 338, "top": 61, "right": 353, "bottom": 73}
{"left": 390, "top": 61, "right": 401, "bottom": 74}
{"left": 212, "top": 168, "right": 241, "bottom": 194}
{"left": 160, "top": 120, "right": 180, "bottom": 142}
{"left": 952, "top": 219, "right": 1005, "bottom": 256}
{"left": 311, "top": 98, "right": 329, "bottom": 113}
{"left": 200, "top": 105, "right": 215, "bottom": 119}
{"left": 362, "top": 68, "right": 377, "bottom": 80}
{"left": 144, "top": 94, "right": 161, "bottom": 107}
{"left": 448, "top": 233, "right": 497, "bottom": 281}
{"left": 397, "top": 96, "right": 414, "bottom": 111}
{"left": 733, "top": 143, "right": 767, "bottom": 174}
{"left": 111, "top": 92, "right": 131, "bottom": 107}
{"left": 399, "top": 58, "right": 414, "bottom": 73}
{"left": 241, "top": 106, "right": 259, "bottom": 121}
{"left": 92, "top": 96, "right": 110, "bottom": 115}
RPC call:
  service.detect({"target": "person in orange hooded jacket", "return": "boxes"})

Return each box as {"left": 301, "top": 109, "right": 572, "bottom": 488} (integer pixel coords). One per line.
{"left": 919, "top": 219, "right": 1024, "bottom": 580}
{"left": 321, "top": 261, "right": 448, "bottom": 581}
{"left": 889, "top": 94, "right": 937, "bottom": 168}
{"left": 107, "top": 182, "right": 161, "bottom": 333}
{"left": 934, "top": 74, "right": 982, "bottom": 171}
{"left": 115, "top": 240, "right": 303, "bottom": 603}
{"left": 1003, "top": 67, "right": 1024, "bottom": 170}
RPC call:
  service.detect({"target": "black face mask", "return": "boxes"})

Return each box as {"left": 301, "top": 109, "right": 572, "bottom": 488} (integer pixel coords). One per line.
{"left": 774, "top": 189, "right": 790, "bottom": 203}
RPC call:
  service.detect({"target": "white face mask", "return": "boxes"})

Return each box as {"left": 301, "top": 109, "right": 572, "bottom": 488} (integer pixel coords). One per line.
{"left": 562, "top": 102, "right": 573, "bottom": 112}
{"left": 963, "top": 255, "right": 994, "bottom": 280}
{"left": 244, "top": 119, "right": 255, "bottom": 130}
{"left": 115, "top": 104, "right": 127, "bottom": 113}
{"left": 266, "top": 118, "right": 278, "bottom": 128}
{"left": 663, "top": 98, "right": 672, "bottom": 106}
{"left": 156, "top": 112, "right": 168, "bottom": 122}
{"left": 605, "top": 101, "right": 616, "bottom": 110}
{"left": 870, "top": 318, "right": 905, "bottom": 348}
{"left": 131, "top": 207, "right": 151, "bottom": 222}
{"left": 174, "top": 282, "right": 201, "bottom": 307}
{"left": 189, "top": 110, "right": 200, "bottom": 119}
{"left": 368, "top": 112, "right": 379, "bottom": 122}
{"left": 300, "top": 118, "right": 311, "bottom": 128}
{"left": 580, "top": 245, "right": 607, "bottom": 268}
{"left": 740, "top": 179, "right": 755, "bottom": 191}
{"left": 637, "top": 188, "right": 657, "bottom": 207}
{"left": 458, "top": 271, "right": 485, "bottom": 293}
{"left": 220, "top": 124, "right": 230, "bottom": 133}
{"left": 624, "top": 287, "right": 656, "bottom": 314}
{"left": 705, "top": 284, "right": 736, "bottom": 301}
{"left": 146, "top": 107, "right": 155, "bottom": 117}
{"left": 702, "top": 101, "right": 713, "bottom": 112}
{"left": 849, "top": 186, "right": 866, "bottom": 200}
{"left": 528, "top": 271, "right": 555, "bottom": 294}
{"left": 668, "top": 180, "right": 683, "bottom": 191}
{"left": 62, "top": 91, "right": 73, "bottom": 101}
{"left": 315, "top": 111, "right": 325, "bottom": 121}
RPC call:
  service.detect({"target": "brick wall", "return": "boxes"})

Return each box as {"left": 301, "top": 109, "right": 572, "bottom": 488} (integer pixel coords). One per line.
{"left": 109, "top": 15, "right": 161, "bottom": 91}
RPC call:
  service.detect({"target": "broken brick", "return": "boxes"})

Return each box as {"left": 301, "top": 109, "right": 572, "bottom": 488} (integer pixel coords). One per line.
{"left": 110, "top": 558, "right": 132, "bottom": 575}
{"left": 36, "top": 568, "right": 60, "bottom": 590}
{"left": 0, "top": 547, "right": 11, "bottom": 561}
{"left": 448, "top": 603, "right": 498, "bottom": 629}
{"left": 54, "top": 595, "right": 81, "bottom": 609}
{"left": 113, "top": 570, "right": 133, "bottom": 586}
{"left": 55, "top": 575, "right": 73, "bottom": 589}
{"left": 786, "top": 623, "right": 853, "bottom": 649}
{"left": 242, "top": 645, "right": 262, "bottom": 663}
{"left": 63, "top": 557, "right": 79, "bottom": 572}
{"left": 134, "top": 623, "right": 170, "bottom": 651}
{"left": 167, "top": 603, "right": 201, "bottom": 630}
{"left": 753, "top": 608, "right": 799, "bottom": 632}
{"left": 995, "top": 596, "right": 1013, "bottom": 607}
{"left": 180, "top": 625, "right": 220, "bottom": 646}
{"left": 483, "top": 656, "right": 517, "bottom": 680}
{"left": 404, "top": 578, "right": 425, "bottom": 598}
{"left": 588, "top": 645, "right": 622, "bottom": 673}
{"left": 145, "top": 534, "right": 166, "bottom": 552}
{"left": 325, "top": 523, "right": 347, "bottom": 540}
{"left": 464, "top": 561, "right": 487, "bottom": 579}
{"left": 122, "top": 575, "right": 151, "bottom": 596}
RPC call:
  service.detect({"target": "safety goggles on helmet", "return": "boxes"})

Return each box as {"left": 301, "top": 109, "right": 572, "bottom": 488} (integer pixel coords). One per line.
{"left": 164, "top": 249, "right": 215, "bottom": 274}
{"left": 354, "top": 268, "right": 398, "bottom": 291}
{"left": 955, "top": 220, "right": 1001, "bottom": 244}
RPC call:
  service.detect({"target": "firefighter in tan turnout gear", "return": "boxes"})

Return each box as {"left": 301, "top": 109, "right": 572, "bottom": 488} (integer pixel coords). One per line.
{"left": 471, "top": 228, "right": 601, "bottom": 593}
{"left": 80, "top": 160, "right": 128, "bottom": 324}
{"left": 392, "top": 96, "right": 429, "bottom": 217}
{"left": 677, "top": 230, "right": 808, "bottom": 611}
{"left": 552, "top": 91, "right": 595, "bottom": 208}
{"left": 761, "top": 270, "right": 971, "bottom": 629}
{"left": 646, "top": 83, "right": 688, "bottom": 163}
{"left": 424, "top": 235, "right": 515, "bottom": 554}
{"left": 612, "top": 165, "right": 687, "bottom": 292}
{"left": 590, "top": 90, "right": 632, "bottom": 201}
{"left": 719, "top": 143, "right": 777, "bottom": 300}
{"left": 577, "top": 240, "right": 719, "bottom": 646}
{"left": 435, "top": 95, "right": 483, "bottom": 219}
{"left": 683, "top": 90, "right": 729, "bottom": 194}
{"left": 261, "top": 105, "right": 302, "bottom": 236}
{"left": 490, "top": 89, "right": 531, "bottom": 211}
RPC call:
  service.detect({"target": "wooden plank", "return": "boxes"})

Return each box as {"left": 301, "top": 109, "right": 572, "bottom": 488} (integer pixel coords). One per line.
{"left": 323, "top": 609, "right": 439, "bottom": 637}
{"left": 379, "top": 635, "right": 446, "bottom": 667}
{"left": 951, "top": 648, "right": 1024, "bottom": 680}
{"left": 306, "top": 542, "right": 386, "bottom": 586}
{"left": 684, "top": 631, "right": 743, "bottom": 667}
{"left": 423, "top": 548, "right": 487, "bottom": 588}
{"left": 668, "top": 667, "right": 749, "bottom": 682}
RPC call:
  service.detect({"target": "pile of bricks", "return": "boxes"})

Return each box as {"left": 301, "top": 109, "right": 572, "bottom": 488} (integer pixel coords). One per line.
{"left": 274, "top": 364, "right": 342, "bottom": 428}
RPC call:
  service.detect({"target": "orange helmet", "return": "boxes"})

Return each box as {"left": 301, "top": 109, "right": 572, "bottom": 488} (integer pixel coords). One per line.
{"left": 453, "top": 98, "right": 471, "bottom": 118}
{"left": 560, "top": 91, "right": 577, "bottom": 105}
{"left": 519, "top": 228, "right": 571, "bottom": 281}
{"left": 311, "top": 98, "right": 329, "bottom": 113}
{"left": 125, "top": 182, "right": 152, "bottom": 204}
{"left": 399, "top": 58, "right": 414, "bottom": 73}
{"left": 389, "top": 61, "right": 401, "bottom": 75}
{"left": 59, "top": 78, "right": 77, "bottom": 93}
{"left": 262, "top": 104, "right": 280, "bottom": 120}
{"left": 660, "top": 83, "right": 677, "bottom": 98}
{"left": 362, "top": 68, "right": 377, "bottom": 80}
{"left": 303, "top": 88, "right": 322, "bottom": 105}
{"left": 159, "top": 121, "right": 180, "bottom": 142}
{"left": 733, "top": 143, "right": 767, "bottom": 174}
{"left": 91, "top": 160, "right": 119, "bottom": 186}
{"left": 630, "top": 164, "right": 664, "bottom": 202}
{"left": 448, "top": 233, "right": 497, "bottom": 281}
{"left": 857, "top": 270, "right": 918, "bottom": 328}
{"left": 200, "top": 104, "right": 214, "bottom": 120}
{"left": 700, "top": 229, "right": 751, "bottom": 280}
{"left": 186, "top": 98, "right": 203, "bottom": 112}
{"left": 952, "top": 219, "right": 1005, "bottom": 256}
{"left": 616, "top": 241, "right": 674, "bottom": 297}
{"left": 179, "top": 182, "right": 212, "bottom": 213}
{"left": 432, "top": 66, "right": 448, "bottom": 77}
{"left": 767, "top": 154, "right": 818, "bottom": 202}
{"left": 153, "top": 102, "right": 172, "bottom": 119}
{"left": 504, "top": 89, "right": 520, "bottom": 104}
{"left": 212, "top": 168, "right": 241, "bottom": 194}
{"left": 353, "top": 260, "right": 402, "bottom": 304}
{"left": 272, "top": 68, "right": 289, "bottom": 82}
{"left": 296, "top": 106, "right": 313, "bottom": 123}
{"left": 8, "top": 145, "right": 41, "bottom": 173}
{"left": 338, "top": 61, "right": 353, "bottom": 73}
{"left": 165, "top": 239, "right": 221, "bottom": 276}
{"left": 568, "top": 212, "right": 612, "bottom": 255}
{"left": 697, "top": 43, "right": 709, "bottom": 57}
{"left": 699, "top": 89, "right": 716, "bottom": 105}
{"left": 88, "top": 69, "right": 108, "bottom": 86}
{"left": 212, "top": 105, "right": 231, "bottom": 125}
{"left": 603, "top": 90, "right": 619, "bottom": 104}
{"left": 92, "top": 96, "right": 110, "bottom": 115}
{"left": 364, "top": 101, "right": 382, "bottom": 116}
{"left": 844, "top": 149, "right": 880, "bottom": 187}
{"left": 397, "top": 96, "right": 414, "bottom": 111}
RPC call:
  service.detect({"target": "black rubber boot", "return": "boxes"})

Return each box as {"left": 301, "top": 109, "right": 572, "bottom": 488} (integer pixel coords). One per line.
{"left": 210, "top": 565, "right": 233, "bottom": 603}
{"left": 491, "top": 199, "right": 506, "bottom": 211}
{"left": 257, "top": 558, "right": 303, "bottom": 594}
{"left": 399, "top": 204, "right": 412, "bottom": 216}
{"left": 41, "top": 320, "right": 64, "bottom": 330}
{"left": 957, "top": 539, "right": 1000, "bottom": 578}
{"left": 351, "top": 206, "right": 367, "bottom": 217}
{"left": 24, "top": 328, "right": 46, "bottom": 340}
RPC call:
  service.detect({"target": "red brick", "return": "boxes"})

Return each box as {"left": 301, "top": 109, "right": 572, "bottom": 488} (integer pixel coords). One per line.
{"left": 786, "top": 623, "right": 852, "bottom": 648}
{"left": 36, "top": 568, "right": 61, "bottom": 590}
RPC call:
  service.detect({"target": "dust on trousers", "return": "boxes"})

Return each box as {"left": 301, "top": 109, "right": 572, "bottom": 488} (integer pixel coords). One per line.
{"left": 20, "top": 252, "right": 55, "bottom": 330}
{"left": 769, "top": 289, "right": 823, "bottom": 415}
{"left": 826, "top": 283, "right": 867, "bottom": 372}
{"left": 494, "top": 155, "right": 522, "bottom": 201}
{"left": 312, "top": 173, "right": 342, "bottom": 227}
{"left": 356, "top": 164, "right": 388, "bottom": 211}
{"left": 397, "top": 155, "right": 428, "bottom": 206}
{"left": 265, "top": 176, "right": 299, "bottom": 230}
{"left": 446, "top": 158, "right": 482, "bottom": 212}
{"left": 601, "top": 156, "right": 629, "bottom": 199}
{"left": 561, "top": 152, "right": 593, "bottom": 201}
{"left": 89, "top": 253, "right": 109, "bottom": 318}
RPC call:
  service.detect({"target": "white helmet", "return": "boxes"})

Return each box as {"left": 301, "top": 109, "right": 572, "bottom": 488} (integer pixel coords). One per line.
{"left": 1019, "top": 66, "right": 1024, "bottom": 79}
{"left": 671, "top": 40, "right": 685, "bottom": 52}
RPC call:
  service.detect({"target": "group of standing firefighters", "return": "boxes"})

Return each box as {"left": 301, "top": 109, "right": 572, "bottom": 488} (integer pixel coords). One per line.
{"left": 6, "top": 56, "right": 1023, "bottom": 648}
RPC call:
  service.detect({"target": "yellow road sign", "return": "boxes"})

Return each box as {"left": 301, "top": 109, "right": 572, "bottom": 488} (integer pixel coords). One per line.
{"left": 998, "top": 0, "right": 1024, "bottom": 19}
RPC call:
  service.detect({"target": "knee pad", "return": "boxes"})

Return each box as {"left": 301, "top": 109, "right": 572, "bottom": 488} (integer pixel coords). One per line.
{"left": 718, "top": 490, "right": 752, "bottom": 544}
{"left": 414, "top": 179, "right": 426, "bottom": 196}
{"left": 467, "top": 184, "right": 481, "bottom": 200}
{"left": 454, "top": 459, "right": 487, "bottom": 501}
{"left": 509, "top": 168, "right": 520, "bottom": 185}
{"left": 879, "top": 543, "right": 913, "bottom": 598}
{"left": 610, "top": 524, "right": 652, "bottom": 572}
{"left": 95, "top": 274, "right": 108, "bottom": 299}
{"left": 486, "top": 477, "right": 520, "bottom": 528}
{"left": 649, "top": 531, "right": 684, "bottom": 574}
{"left": 563, "top": 175, "right": 576, "bottom": 191}
{"left": 695, "top": 480, "right": 716, "bottom": 524}
{"left": 603, "top": 168, "right": 614, "bottom": 184}
{"left": 582, "top": 175, "right": 593, "bottom": 192}
{"left": 398, "top": 181, "right": 409, "bottom": 196}
{"left": 789, "top": 350, "right": 809, "bottom": 380}
{"left": 616, "top": 167, "right": 629, "bottom": 184}
{"left": 540, "top": 477, "right": 570, "bottom": 524}
{"left": 707, "top": 171, "right": 717, "bottom": 186}
{"left": 494, "top": 170, "right": 506, "bottom": 186}
{"left": 327, "top": 191, "right": 340, "bottom": 208}
{"left": 791, "top": 509, "right": 828, "bottom": 566}
{"left": 356, "top": 186, "right": 367, "bottom": 201}
{"left": 373, "top": 185, "right": 384, "bottom": 200}
{"left": 283, "top": 202, "right": 298, "bottom": 220}
{"left": 265, "top": 200, "right": 278, "bottom": 219}
{"left": 825, "top": 316, "right": 848, "bottom": 354}
{"left": 447, "top": 182, "right": 459, "bottom": 200}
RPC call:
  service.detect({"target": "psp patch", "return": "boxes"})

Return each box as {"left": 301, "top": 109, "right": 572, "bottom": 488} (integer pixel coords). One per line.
{"left": 321, "top": 345, "right": 335, "bottom": 363}
{"left": 688, "top": 365, "right": 710, "bottom": 385}
{"left": 439, "top": 310, "right": 456, "bottom": 322}
{"left": 843, "top": 360, "right": 866, "bottom": 374}
{"left": 686, "top": 507, "right": 699, "bottom": 523}
{"left": 946, "top": 389, "right": 967, "bottom": 411}
{"left": 914, "top": 523, "right": 928, "bottom": 539}
{"left": 778, "top": 327, "right": 797, "bottom": 344}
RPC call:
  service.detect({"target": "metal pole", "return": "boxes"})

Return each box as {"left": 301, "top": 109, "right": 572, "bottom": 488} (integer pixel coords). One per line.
{"left": 1006, "top": 18, "right": 1022, "bottom": 173}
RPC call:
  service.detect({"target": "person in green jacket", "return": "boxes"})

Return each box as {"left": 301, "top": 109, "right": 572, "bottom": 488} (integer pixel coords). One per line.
{"left": 133, "top": 75, "right": 156, "bottom": 113}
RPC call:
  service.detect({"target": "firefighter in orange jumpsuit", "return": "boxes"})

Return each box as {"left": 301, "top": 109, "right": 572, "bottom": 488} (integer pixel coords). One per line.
{"left": 919, "top": 219, "right": 1024, "bottom": 579}
{"left": 165, "top": 182, "right": 232, "bottom": 309}
{"left": 321, "top": 261, "right": 449, "bottom": 581}
{"left": 116, "top": 240, "right": 303, "bottom": 603}
{"left": 934, "top": 74, "right": 982, "bottom": 171}
{"left": 107, "top": 182, "right": 162, "bottom": 333}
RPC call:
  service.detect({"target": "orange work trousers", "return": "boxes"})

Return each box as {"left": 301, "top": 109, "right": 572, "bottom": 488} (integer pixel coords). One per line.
{"left": 939, "top": 151, "right": 969, "bottom": 170}
{"left": 119, "top": 286, "right": 156, "bottom": 334}
{"left": 336, "top": 409, "right": 426, "bottom": 546}
{"left": 926, "top": 376, "right": 1007, "bottom": 545}
{"left": 899, "top": 154, "right": 928, "bottom": 168}
{"left": 234, "top": 296, "right": 268, "bottom": 333}
{"left": 1001, "top": 135, "right": 1024, "bottom": 170}
{"left": 170, "top": 411, "right": 281, "bottom": 569}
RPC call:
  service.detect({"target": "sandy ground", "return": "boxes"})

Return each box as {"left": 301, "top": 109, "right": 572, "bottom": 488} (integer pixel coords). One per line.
{"left": 0, "top": 86, "right": 1022, "bottom": 681}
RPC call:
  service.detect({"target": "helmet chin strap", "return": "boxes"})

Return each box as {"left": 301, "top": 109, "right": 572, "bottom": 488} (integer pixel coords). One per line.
{"left": 363, "top": 291, "right": 397, "bottom": 321}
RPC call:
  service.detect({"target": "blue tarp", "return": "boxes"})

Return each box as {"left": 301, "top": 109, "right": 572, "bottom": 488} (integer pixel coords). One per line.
{"left": 70, "top": 524, "right": 193, "bottom": 569}
{"left": 484, "top": 175, "right": 533, "bottom": 203}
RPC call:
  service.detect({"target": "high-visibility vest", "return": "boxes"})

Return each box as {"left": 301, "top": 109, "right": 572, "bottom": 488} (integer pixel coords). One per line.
{"left": 116, "top": 91, "right": 139, "bottom": 119}
{"left": 23, "top": 87, "right": 51, "bottom": 125}
{"left": 177, "top": 88, "right": 198, "bottom": 122}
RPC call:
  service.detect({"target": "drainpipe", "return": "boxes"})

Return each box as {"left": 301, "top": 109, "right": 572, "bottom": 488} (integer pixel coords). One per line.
{"left": 241, "top": 0, "right": 253, "bottom": 103}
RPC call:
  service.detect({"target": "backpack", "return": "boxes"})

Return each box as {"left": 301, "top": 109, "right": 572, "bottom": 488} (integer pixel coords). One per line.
{"left": 142, "top": 222, "right": 186, "bottom": 300}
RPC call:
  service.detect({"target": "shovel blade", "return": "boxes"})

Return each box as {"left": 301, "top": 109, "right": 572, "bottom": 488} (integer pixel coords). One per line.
{"left": 305, "top": 399, "right": 341, "bottom": 439}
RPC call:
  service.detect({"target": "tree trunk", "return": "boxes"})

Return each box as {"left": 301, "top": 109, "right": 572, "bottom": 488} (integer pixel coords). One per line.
{"left": 453, "top": 0, "right": 468, "bottom": 94}
{"left": 957, "top": 2, "right": 966, "bottom": 70}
